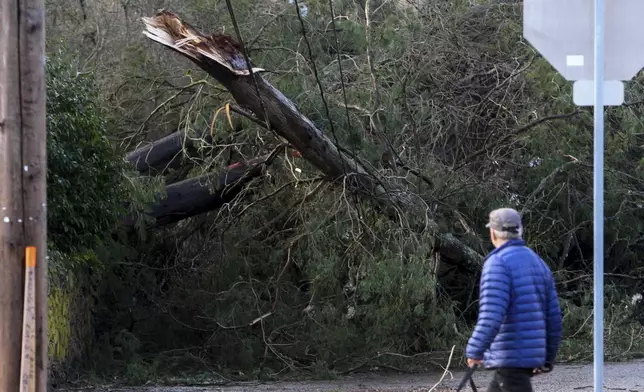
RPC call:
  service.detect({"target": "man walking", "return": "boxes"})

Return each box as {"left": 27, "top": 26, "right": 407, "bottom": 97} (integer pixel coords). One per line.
{"left": 466, "top": 208, "right": 563, "bottom": 392}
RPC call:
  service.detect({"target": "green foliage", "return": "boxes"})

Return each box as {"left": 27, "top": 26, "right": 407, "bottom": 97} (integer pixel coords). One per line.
{"left": 43, "top": 46, "right": 170, "bottom": 384}
{"left": 46, "top": 48, "right": 130, "bottom": 254}
{"left": 558, "top": 284, "right": 644, "bottom": 362}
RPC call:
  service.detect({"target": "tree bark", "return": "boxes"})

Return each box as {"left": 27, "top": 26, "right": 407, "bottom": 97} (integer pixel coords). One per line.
{"left": 124, "top": 155, "right": 268, "bottom": 228}
{"left": 140, "top": 10, "right": 483, "bottom": 266}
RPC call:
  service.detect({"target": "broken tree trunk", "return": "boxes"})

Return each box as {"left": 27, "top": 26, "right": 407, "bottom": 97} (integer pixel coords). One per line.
{"left": 126, "top": 129, "right": 209, "bottom": 175}
{"left": 140, "top": 10, "right": 483, "bottom": 266}
{"left": 124, "top": 154, "right": 269, "bottom": 228}
{"left": 126, "top": 105, "right": 257, "bottom": 175}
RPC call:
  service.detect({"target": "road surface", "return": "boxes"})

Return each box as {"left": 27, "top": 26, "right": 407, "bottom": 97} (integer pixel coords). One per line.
{"left": 65, "top": 359, "right": 644, "bottom": 392}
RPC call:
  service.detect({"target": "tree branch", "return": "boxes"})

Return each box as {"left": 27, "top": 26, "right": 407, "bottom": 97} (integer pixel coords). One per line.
{"left": 456, "top": 109, "right": 581, "bottom": 170}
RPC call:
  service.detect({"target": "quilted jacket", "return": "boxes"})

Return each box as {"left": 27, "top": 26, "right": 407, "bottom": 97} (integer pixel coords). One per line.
{"left": 465, "top": 239, "right": 563, "bottom": 369}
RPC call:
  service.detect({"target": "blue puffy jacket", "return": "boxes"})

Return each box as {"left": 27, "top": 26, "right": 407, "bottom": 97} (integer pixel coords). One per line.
{"left": 466, "top": 239, "right": 563, "bottom": 369}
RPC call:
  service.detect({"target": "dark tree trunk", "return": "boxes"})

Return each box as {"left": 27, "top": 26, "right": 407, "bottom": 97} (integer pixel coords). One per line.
{"left": 126, "top": 129, "right": 210, "bottom": 175}
{"left": 124, "top": 156, "right": 267, "bottom": 228}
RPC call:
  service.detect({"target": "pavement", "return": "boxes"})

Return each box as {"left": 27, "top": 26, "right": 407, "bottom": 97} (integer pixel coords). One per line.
{"left": 62, "top": 359, "right": 644, "bottom": 392}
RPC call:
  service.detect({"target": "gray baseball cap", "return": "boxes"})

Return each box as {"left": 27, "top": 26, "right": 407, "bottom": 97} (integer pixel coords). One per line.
{"left": 486, "top": 208, "right": 522, "bottom": 233}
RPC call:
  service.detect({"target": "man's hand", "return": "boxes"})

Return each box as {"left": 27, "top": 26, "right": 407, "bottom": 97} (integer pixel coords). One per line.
{"left": 467, "top": 358, "right": 483, "bottom": 368}
{"left": 533, "top": 363, "right": 553, "bottom": 375}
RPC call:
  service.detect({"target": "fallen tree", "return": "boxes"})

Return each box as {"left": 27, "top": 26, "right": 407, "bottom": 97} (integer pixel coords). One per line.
{"left": 139, "top": 10, "right": 483, "bottom": 266}
{"left": 124, "top": 153, "right": 273, "bottom": 228}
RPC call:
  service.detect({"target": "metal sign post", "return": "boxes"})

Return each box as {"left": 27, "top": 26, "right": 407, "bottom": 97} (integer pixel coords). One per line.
{"left": 592, "top": 2, "right": 605, "bottom": 392}
{"left": 523, "top": 1, "right": 644, "bottom": 391}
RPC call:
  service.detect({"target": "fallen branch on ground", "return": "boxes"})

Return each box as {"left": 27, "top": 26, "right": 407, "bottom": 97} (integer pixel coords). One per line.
{"left": 428, "top": 345, "right": 455, "bottom": 392}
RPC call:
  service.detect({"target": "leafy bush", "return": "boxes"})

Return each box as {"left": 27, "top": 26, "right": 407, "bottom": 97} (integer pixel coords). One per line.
{"left": 46, "top": 48, "right": 130, "bottom": 254}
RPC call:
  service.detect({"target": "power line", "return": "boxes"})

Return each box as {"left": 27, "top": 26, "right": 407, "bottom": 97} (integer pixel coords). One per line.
{"left": 327, "top": 0, "right": 355, "bottom": 151}
{"left": 293, "top": 0, "right": 369, "bottom": 219}
{"left": 292, "top": 0, "right": 348, "bottom": 175}
{"left": 224, "top": 0, "right": 271, "bottom": 129}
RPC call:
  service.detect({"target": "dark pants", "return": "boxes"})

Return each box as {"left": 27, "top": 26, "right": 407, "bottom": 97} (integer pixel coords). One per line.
{"left": 487, "top": 368, "right": 533, "bottom": 392}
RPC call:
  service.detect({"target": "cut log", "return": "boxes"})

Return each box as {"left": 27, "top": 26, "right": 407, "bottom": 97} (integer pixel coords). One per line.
{"left": 124, "top": 155, "right": 268, "bottom": 228}
{"left": 140, "top": 10, "right": 484, "bottom": 266}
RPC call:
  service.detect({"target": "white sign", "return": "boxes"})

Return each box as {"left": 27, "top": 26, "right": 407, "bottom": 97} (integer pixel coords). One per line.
{"left": 523, "top": 0, "right": 644, "bottom": 81}
{"left": 573, "top": 80, "right": 624, "bottom": 106}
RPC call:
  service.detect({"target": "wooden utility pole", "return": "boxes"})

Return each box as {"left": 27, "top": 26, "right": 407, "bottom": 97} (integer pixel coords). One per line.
{"left": 0, "top": 0, "right": 48, "bottom": 391}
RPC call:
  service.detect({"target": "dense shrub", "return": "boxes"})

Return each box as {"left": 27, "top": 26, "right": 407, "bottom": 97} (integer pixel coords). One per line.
{"left": 47, "top": 48, "right": 130, "bottom": 255}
